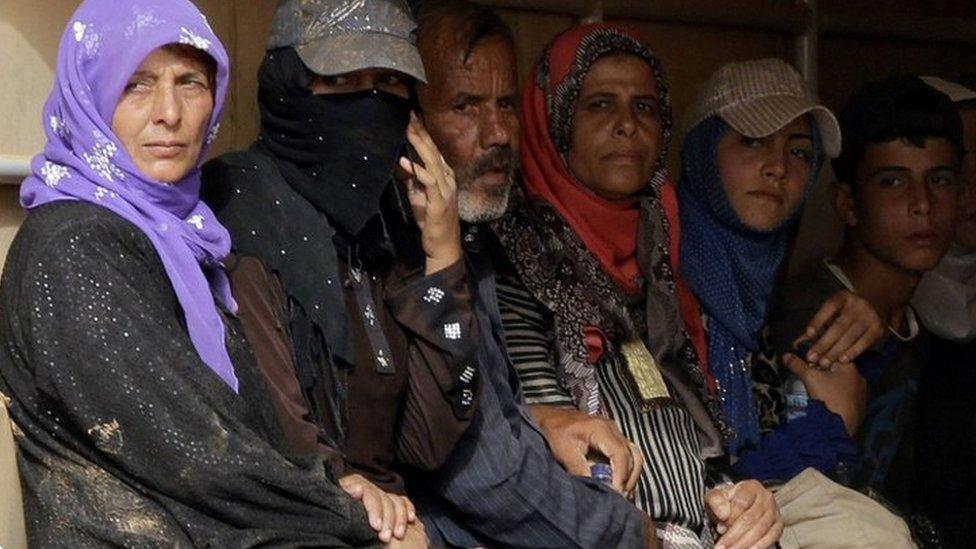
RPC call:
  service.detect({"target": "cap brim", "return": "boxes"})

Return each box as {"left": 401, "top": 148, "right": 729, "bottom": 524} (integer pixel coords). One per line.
{"left": 295, "top": 31, "right": 427, "bottom": 84}
{"left": 921, "top": 76, "right": 976, "bottom": 104}
{"left": 718, "top": 94, "right": 842, "bottom": 158}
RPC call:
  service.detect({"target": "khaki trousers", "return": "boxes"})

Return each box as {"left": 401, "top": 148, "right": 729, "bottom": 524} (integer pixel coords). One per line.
{"left": 774, "top": 468, "right": 916, "bottom": 549}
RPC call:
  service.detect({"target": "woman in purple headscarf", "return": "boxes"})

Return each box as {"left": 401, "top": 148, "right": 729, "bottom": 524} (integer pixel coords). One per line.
{"left": 0, "top": 0, "right": 380, "bottom": 546}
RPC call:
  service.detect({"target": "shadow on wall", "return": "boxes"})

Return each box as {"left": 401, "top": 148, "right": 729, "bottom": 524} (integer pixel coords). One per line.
{"left": 0, "top": 0, "right": 68, "bottom": 72}
{"left": 0, "top": 0, "right": 282, "bottom": 162}
{"left": 0, "top": 0, "right": 79, "bottom": 159}
{"left": 0, "top": 187, "right": 26, "bottom": 267}
{"left": 0, "top": 0, "right": 68, "bottom": 71}
{"left": 789, "top": 163, "right": 845, "bottom": 277}
{"left": 0, "top": 0, "right": 65, "bottom": 265}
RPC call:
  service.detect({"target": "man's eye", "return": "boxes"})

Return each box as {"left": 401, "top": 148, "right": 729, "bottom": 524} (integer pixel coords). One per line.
{"left": 381, "top": 74, "right": 403, "bottom": 86}
{"left": 453, "top": 101, "right": 474, "bottom": 113}
{"left": 930, "top": 174, "right": 956, "bottom": 186}
{"left": 879, "top": 177, "right": 905, "bottom": 188}
{"left": 325, "top": 75, "right": 348, "bottom": 86}
{"left": 589, "top": 99, "right": 610, "bottom": 110}
{"left": 498, "top": 98, "right": 516, "bottom": 112}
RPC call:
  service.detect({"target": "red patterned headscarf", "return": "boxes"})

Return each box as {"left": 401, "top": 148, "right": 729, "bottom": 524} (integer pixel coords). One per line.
{"left": 519, "top": 23, "right": 672, "bottom": 295}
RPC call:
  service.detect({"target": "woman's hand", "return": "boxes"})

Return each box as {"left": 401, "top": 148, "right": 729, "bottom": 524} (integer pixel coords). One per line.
{"left": 783, "top": 353, "right": 867, "bottom": 436}
{"left": 795, "top": 290, "right": 884, "bottom": 368}
{"left": 705, "top": 480, "right": 783, "bottom": 549}
{"left": 339, "top": 473, "right": 417, "bottom": 543}
{"left": 398, "top": 113, "right": 463, "bottom": 275}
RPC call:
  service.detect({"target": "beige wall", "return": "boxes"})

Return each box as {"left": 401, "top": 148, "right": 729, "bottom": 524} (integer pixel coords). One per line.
{"left": 0, "top": 189, "right": 25, "bottom": 263}
{"left": 0, "top": 0, "right": 269, "bottom": 158}
{"left": 2, "top": 1, "right": 976, "bottom": 274}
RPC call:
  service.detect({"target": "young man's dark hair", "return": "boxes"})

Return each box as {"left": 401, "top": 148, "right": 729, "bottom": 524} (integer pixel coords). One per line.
{"left": 832, "top": 75, "right": 964, "bottom": 186}
{"left": 411, "top": 0, "right": 515, "bottom": 62}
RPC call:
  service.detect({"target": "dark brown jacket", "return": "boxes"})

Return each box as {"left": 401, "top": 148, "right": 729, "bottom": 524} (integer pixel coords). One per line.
{"left": 229, "top": 254, "right": 479, "bottom": 493}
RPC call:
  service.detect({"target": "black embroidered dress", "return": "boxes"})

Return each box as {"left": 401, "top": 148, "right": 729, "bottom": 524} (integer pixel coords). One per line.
{"left": 0, "top": 202, "right": 378, "bottom": 547}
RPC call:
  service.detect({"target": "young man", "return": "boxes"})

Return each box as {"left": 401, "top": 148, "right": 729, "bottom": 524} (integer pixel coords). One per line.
{"left": 913, "top": 76, "right": 976, "bottom": 331}
{"left": 911, "top": 76, "right": 976, "bottom": 547}
{"left": 767, "top": 76, "right": 963, "bottom": 516}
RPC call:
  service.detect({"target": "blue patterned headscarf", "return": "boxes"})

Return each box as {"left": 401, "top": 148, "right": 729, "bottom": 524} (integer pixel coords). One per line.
{"left": 678, "top": 116, "right": 822, "bottom": 454}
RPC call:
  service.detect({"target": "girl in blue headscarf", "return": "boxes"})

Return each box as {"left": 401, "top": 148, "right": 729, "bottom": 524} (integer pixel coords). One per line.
{"left": 676, "top": 58, "right": 881, "bottom": 480}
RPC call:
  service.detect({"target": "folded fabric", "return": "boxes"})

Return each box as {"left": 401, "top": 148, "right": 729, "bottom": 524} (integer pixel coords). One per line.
{"left": 775, "top": 468, "right": 915, "bottom": 549}
{"left": 733, "top": 400, "right": 857, "bottom": 482}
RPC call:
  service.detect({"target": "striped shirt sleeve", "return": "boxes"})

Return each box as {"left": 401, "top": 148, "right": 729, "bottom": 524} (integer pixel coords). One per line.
{"left": 496, "top": 279, "right": 575, "bottom": 406}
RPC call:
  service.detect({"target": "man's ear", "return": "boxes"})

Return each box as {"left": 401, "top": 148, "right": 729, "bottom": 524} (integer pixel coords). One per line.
{"left": 831, "top": 180, "right": 857, "bottom": 227}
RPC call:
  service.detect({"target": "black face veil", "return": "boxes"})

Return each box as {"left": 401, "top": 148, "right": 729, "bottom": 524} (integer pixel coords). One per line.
{"left": 257, "top": 47, "right": 413, "bottom": 237}
{"left": 204, "top": 47, "right": 423, "bottom": 443}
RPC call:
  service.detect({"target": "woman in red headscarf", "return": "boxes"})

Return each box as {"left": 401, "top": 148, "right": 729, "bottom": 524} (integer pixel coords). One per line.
{"left": 495, "top": 23, "right": 782, "bottom": 548}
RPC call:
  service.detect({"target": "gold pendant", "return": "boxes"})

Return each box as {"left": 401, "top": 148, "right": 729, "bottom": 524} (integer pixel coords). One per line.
{"left": 619, "top": 339, "right": 670, "bottom": 410}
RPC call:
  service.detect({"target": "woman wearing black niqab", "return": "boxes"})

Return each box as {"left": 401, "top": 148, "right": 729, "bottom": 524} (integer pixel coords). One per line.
{"left": 203, "top": 0, "right": 480, "bottom": 544}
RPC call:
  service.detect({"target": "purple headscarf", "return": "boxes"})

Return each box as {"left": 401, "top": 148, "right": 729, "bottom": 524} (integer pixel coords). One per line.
{"left": 20, "top": 0, "right": 239, "bottom": 392}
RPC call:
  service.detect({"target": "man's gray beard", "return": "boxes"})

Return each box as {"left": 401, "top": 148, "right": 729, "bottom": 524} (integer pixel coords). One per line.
{"left": 457, "top": 174, "right": 513, "bottom": 223}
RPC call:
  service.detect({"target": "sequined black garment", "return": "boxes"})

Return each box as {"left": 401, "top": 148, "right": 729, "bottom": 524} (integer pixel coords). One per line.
{"left": 0, "top": 202, "right": 379, "bottom": 548}
{"left": 204, "top": 150, "right": 480, "bottom": 495}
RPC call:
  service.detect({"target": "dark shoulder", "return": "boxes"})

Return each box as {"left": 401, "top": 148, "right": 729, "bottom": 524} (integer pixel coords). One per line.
{"left": 227, "top": 253, "right": 281, "bottom": 300}
{"left": 765, "top": 260, "right": 845, "bottom": 351}
{"left": 2, "top": 201, "right": 171, "bottom": 310}
{"left": 11, "top": 201, "right": 156, "bottom": 263}
{"left": 773, "top": 260, "right": 845, "bottom": 313}
{"left": 201, "top": 149, "right": 281, "bottom": 213}
{"left": 202, "top": 149, "right": 278, "bottom": 179}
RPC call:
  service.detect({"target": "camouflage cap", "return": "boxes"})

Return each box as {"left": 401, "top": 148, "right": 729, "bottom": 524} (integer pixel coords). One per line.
{"left": 267, "top": 0, "right": 426, "bottom": 83}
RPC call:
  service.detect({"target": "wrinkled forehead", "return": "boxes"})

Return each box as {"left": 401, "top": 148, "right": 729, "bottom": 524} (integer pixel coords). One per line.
{"left": 133, "top": 44, "right": 218, "bottom": 80}
{"left": 421, "top": 37, "right": 519, "bottom": 103}
{"left": 577, "top": 51, "right": 660, "bottom": 93}
{"left": 429, "top": 36, "right": 516, "bottom": 85}
{"left": 63, "top": 0, "right": 228, "bottom": 121}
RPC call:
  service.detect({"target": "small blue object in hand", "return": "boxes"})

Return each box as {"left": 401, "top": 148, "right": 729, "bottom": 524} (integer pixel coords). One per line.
{"left": 590, "top": 462, "right": 613, "bottom": 484}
